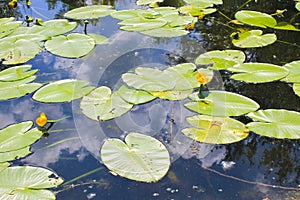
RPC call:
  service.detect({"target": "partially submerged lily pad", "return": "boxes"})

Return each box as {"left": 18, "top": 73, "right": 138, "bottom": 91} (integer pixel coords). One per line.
{"left": 247, "top": 109, "right": 300, "bottom": 139}
{"left": 100, "top": 132, "right": 170, "bottom": 182}
{"left": 232, "top": 30, "right": 277, "bottom": 48}
{"left": 182, "top": 115, "right": 249, "bottom": 144}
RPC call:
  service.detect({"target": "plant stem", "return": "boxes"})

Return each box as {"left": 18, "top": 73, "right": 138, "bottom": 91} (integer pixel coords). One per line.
{"left": 236, "top": 0, "right": 252, "bottom": 11}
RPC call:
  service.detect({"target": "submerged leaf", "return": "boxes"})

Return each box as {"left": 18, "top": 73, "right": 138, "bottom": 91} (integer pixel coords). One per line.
{"left": 100, "top": 132, "right": 170, "bottom": 182}
{"left": 232, "top": 30, "right": 277, "bottom": 48}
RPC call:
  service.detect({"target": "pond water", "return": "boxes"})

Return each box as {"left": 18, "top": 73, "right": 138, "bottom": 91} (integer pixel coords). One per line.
{"left": 1, "top": 0, "right": 300, "bottom": 199}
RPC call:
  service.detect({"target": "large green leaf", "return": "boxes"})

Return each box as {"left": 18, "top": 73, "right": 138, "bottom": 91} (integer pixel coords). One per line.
{"left": 33, "top": 79, "right": 94, "bottom": 103}
{"left": 100, "top": 132, "right": 170, "bottom": 182}
{"left": 247, "top": 109, "right": 300, "bottom": 139}
{"left": 0, "top": 147, "right": 31, "bottom": 163}
{"left": 0, "top": 65, "right": 37, "bottom": 82}
{"left": 182, "top": 115, "right": 249, "bottom": 144}
{"left": 185, "top": 91, "right": 260, "bottom": 117}
{"left": 141, "top": 27, "right": 189, "bottom": 37}
{"left": 293, "top": 83, "right": 300, "bottom": 97}
{"left": 232, "top": 30, "right": 277, "bottom": 48}
{"left": 119, "top": 18, "right": 167, "bottom": 32}
{"left": 273, "top": 22, "right": 300, "bottom": 31}
{"left": 184, "top": 0, "right": 223, "bottom": 8}
{"left": 229, "top": 63, "right": 289, "bottom": 83}
{"left": 0, "top": 21, "right": 22, "bottom": 39}
{"left": 0, "top": 76, "right": 42, "bottom": 100}
{"left": 0, "top": 121, "right": 43, "bottom": 153}
{"left": 117, "top": 85, "right": 156, "bottom": 104}
{"left": 281, "top": 60, "right": 300, "bottom": 83}
{"left": 80, "top": 86, "right": 133, "bottom": 121}
{"left": 45, "top": 33, "right": 95, "bottom": 58}
{"left": 195, "top": 50, "right": 245, "bottom": 70}
{"left": 64, "top": 5, "right": 115, "bottom": 20}
{"left": 0, "top": 166, "right": 63, "bottom": 200}
{"left": 0, "top": 163, "right": 9, "bottom": 173}
{"left": 235, "top": 10, "right": 277, "bottom": 28}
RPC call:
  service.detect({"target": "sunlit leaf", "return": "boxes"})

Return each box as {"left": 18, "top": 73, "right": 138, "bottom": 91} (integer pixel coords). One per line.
{"left": 185, "top": 91, "right": 260, "bottom": 117}
{"left": 0, "top": 163, "right": 9, "bottom": 173}
{"left": 136, "top": 0, "right": 164, "bottom": 5}
{"left": 182, "top": 115, "right": 248, "bottom": 144}
{"left": 296, "top": 2, "right": 300, "bottom": 11}
{"left": 0, "top": 65, "right": 37, "bottom": 82}
{"left": 0, "top": 147, "right": 31, "bottom": 163}
{"left": 141, "top": 26, "right": 189, "bottom": 37}
{"left": 0, "top": 76, "right": 42, "bottom": 100}
{"left": 64, "top": 5, "right": 115, "bottom": 20}
{"left": 87, "top": 33, "right": 109, "bottom": 44}
{"left": 235, "top": 10, "right": 277, "bottom": 28}
{"left": 150, "top": 89, "right": 192, "bottom": 100}
{"left": 179, "top": 6, "right": 216, "bottom": 17}
{"left": 273, "top": 22, "right": 300, "bottom": 31}
{"left": 80, "top": 86, "right": 133, "bottom": 121}
{"left": 0, "top": 21, "right": 22, "bottom": 39}
{"left": 45, "top": 33, "right": 95, "bottom": 58}
{"left": 281, "top": 60, "right": 300, "bottom": 83}
{"left": 184, "top": 0, "right": 222, "bottom": 8}
{"left": 232, "top": 30, "right": 277, "bottom": 48}
{"left": 119, "top": 18, "right": 167, "bottom": 31}
{"left": 100, "top": 132, "right": 170, "bottom": 182}
{"left": 110, "top": 10, "right": 140, "bottom": 20}
{"left": 293, "top": 83, "right": 300, "bottom": 97}
{"left": 117, "top": 85, "right": 156, "bottom": 104}
{"left": 0, "top": 121, "right": 43, "bottom": 153}
{"left": 33, "top": 79, "right": 94, "bottom": 103}
{"left": 160, "top": 14, "right": 195, "bottom": 27}
{"left": 229, "top": 63, "right": 289, "bottom": 83}
{"left": 247, "top": 109, "right": 300, "bottom": 139}
{"left": 195, "top": 50, "right": 245, "bottom": 70}
{"left": 0, "top": 166, "right": 63, "bottom": 200}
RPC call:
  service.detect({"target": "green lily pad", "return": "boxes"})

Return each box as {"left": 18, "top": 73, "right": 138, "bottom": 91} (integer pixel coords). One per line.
{"left": 182, "top": 115, "right": 249, "bottom": 144}
{"left": 64, "top": 5, "right": 115, "bottom": 20}
{"left": 0, "top": 76, "right": 42, "bottom": 100}
{"left": 33, "top": 79, "right": 94, "bottom": 103}
{"left": 297, "top": 2, "right": 300, "bottom": 11}
{"left": 185, "top": 91, "right": 260, "bottom": 117}
{"left": 160, "top": 14, "right": 195, "bottom": 27}
{"left": 0, "top": 166, "right": 63, "bottom": 200}
{"left": 0, "top": 21, "right": 22, "bottom": 39}
{"left": 110, "top": 10, "right": 141, "bottom": 20}
{"left": 273, "top": 22, "right": 300, "bottom": 31}
{"left": 0, "top": 65, "right": 37, "bottom": 82}
{"left": 229, "top": 63, "right": 289, "bottom": 83}
{"left": 0, "top": 17, "right": 14, "bottom": 24}
{"left": 293, "top": 83, "right": 300, "bottom": 97}
{"left": 150, "top": 89, "right": 192, "bottom": 100}
{"left": 0, "top": 121, "right": 43, "bottom": 153}
{"left": 45, "top": 33, "right": 95, "bottom": 58}
{"left": 235, "top": 10, "right": 277, "bottom": 28}
{"left": 195, "top": 50, "right": 245, "bottom": 70}
{"left": 141, "top": 26, "right": 189, "bottom": 37}
{"left": 100, "top": 132, "right": 170, "bottom": 182}
{"left": 80, "top": 86, "right": 133, "bottom": 121}
{"left": 136, "top": 0, "right": 164, "bottom": 5}
{"left": 119, "top": 18, "right": 167, "bottom": 32}
{"left": 0, "top": 163, "right": 9, "bottom": 173}
{"left": 0, "top": 147, "right": 31, "bottom": 163}
{"left": 117, "top": 85, "right": 156, "bottom": 104}
{"left": 247, "top": 109, "right": 300, "bottom": 139}
{"left": 232, "top": 30, "right": 277, "bottom": 48}
{"left": 184, "top": 0, "right": 222, "bottom": 8}
{"left": 179, "top": 6, "right": 216, "bottom": 17}
{"left": 87, "top": 33, "right": 109, "bottom": 44}
{"left": 281, "top": 60, "right": 300, "bottom": 83}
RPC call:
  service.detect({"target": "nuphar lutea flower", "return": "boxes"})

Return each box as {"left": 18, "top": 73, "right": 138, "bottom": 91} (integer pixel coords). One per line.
{"left": 36, "top": 112, "right": 47, "bottom": 127}
{"left": 196, "top": 72, "right": 209, "bottom": 85}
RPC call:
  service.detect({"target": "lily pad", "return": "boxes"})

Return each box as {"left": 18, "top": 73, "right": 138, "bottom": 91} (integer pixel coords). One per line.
{"left": 33, "top": 79, "right": 94, "bottom": 103}
{"left": 273, "top": 22, "right": 300, "bottom": 31}
{"left": 150, "top": 89, "right": 192, "bottom": 100}
{"left": 141, "top": 26, "right": 189, "bottom": 37}
{"left": 229, "top": 63, "right": 289, "bottom": 83}
{"left": 119, "top": 18, "right": 167, "bottom": 32}
{"left": 0, "top": 147, "right": 31, "bottom": 163}
{"left": 247, "top": 109, "right": 300, "bottom": 139}
{"left": 281, "top": 60, "right": 300, "bottom": 83}
{"left": 195, "top": 50, "right": 246, "bottom": 70}
{"left": 136, "top": 0, "right": 164, "bottom": 5}
{"left": 0, "top": 163, "right": 9, "bottom": 173}
{"left": 0, "top": 21, "right": 22, "bottom": 39}
{"left": 0, "top": 76, "right": 42, "bottom": 100}
{"left": 100, "top": 132, "right": 170, "bottom": 182}
{"left": 64, "top": 5, "right": 115, "bottom": 20}
{"left": 0, "top": 166, "right": 63, "bottom": 200}
{"left": 182, "top": 115, "right": 249, "bottom": 144}
{"left": 45, "top": 33, "right": 95, "bottom": 58}
{"left": 0, "top": 121, "right": 43, "bottom": 153}
{"left": 117, "top": 85, "right": 156, "bottom": 104}
{"left": 235, "top": 10, "right": 277, "bottom": 28}
{"left": 87, "top": 33, "right": 109, "bottom": 44}
{"left": 0, "top": 65, "right": 37, "bottom": 82}
{"left": 232, "top": 30, "right": 277, "bottom": 48}
{"left": 293, "top": 83, "right": 300, "bottom": 97}
{"left": 184, "top": 0, "right": 223, "bottom": 8}
{"left": 297, "top": 2, "right": 300, "bottom": 11}
{"left": 80, "top": 86, "right": 133, "bottom": 121}
{"left": 185, "top": 91, "right": 260, "bottom": 117}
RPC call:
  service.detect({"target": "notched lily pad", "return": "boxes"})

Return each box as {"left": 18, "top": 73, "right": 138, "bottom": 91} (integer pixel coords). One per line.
{"left": 232, "top": 30, "right": 277, "bottom": 48}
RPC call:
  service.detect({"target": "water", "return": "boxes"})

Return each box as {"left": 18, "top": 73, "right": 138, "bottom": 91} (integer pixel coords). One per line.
{"left": 2, "top": 0, "right": 300, "bottom": 199}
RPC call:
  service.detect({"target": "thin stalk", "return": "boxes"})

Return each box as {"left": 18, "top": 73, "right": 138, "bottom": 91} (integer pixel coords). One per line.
{"left": 217, "top": 10, "right": 232, "bottom": 21}
{"left": 61, "top": 167, "right": 104, "bottom": 186}
{"left": 277, "top": 40, "right": 300, "bottom": 48}
{"left": 36, "top": 137, "right": 79, "bottom": 151}
{"left": 236, "top": 0, "right": 252, "bottom": 11}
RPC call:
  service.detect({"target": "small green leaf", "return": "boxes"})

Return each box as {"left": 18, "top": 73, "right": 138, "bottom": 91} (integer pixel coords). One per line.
{"left": 0, "top": 147, "right": 31, "bottom": 163}
{"left": 281, "top": 60, "right": 300, "bottom": 83}
{"left": 117, "top": 85, "right": 156, "bottom": 104}
{"left": 45, "top": 33, "right": 95, "bottom": 58}
{"left": 182, "top": 115, "right": 248, "bottom": 144}
{"left": 100, "top": 132, "right": 170, "bottom": 182}
{"left": 229, "top": 63, "right": 289, "bottom": 83}
{"left": 235, "top": 10, "right": 277, "bottom": 28}
{"left": 232, "top": 30, "right": 277, "bottom": 48}
{"left": 64, "top": 5, "right": 115, "bottom": 20}
{"left": 247, "top": 109, "right": 300, "bottom": 139}
{"left": 293, "top": 83, "right": 300, "bottom": 97}
{"left": 0, "top": 65, "right": 37, "bottom": 82}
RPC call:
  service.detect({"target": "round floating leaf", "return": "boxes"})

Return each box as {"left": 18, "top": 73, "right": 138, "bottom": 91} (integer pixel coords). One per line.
{"left": 247, "top": 109, "right": 300, "bottom": 139}
{"left": 0, "top": 121, "right": 43, "bottom": 153}
{"left": 136, "top": 0, "right": 164, "bottom": 5}
{"left": 232, "top": 30, "right": 277, "bottom": 48}
{"left": 160, "top": 14, "right": 195, "bottom": 27}
{"left": 119, "top": 18, "right": 167, "bottom": 32}
{"left": 293, "top": 83, "right": 300, "bottom": 97}
{"left": 0, "top": 166, "right": 63, "bottom": 200}
{"left": 229, "top": 63, "right": 289, "bottom": 83}
{"left": 110, "top": 10, "right": 140, "bottom": 20}
{"left": 141, "top": 26, "right": 189, "bottom": 37}
{"left": 33, "top": 79, "right": 94, "bottom": 103}
{"left": 235, "top": 10, "right": 277, "bottom": 28}
{"left": 150, "top": 89, "right": 192, "bottom": 100}
{"left": 117, "top": 85, "right": 156, "bottom": 104}
{"left": 0, "top": 163, "right": 9, "bottom": 173}
{"left": 185, "top": 91, "right": 260, "bottom": 117}
{"left": 184, "top": 0, "right": 222, "bottom": 7}
{"left": 0, "top": 147, "right": 31, "bottom": 163}
{"left": 45, "top": 33, "right": 95, "bottom": 58}
{"left": 64, "top": 5, "right": 115, "bottom": 20}
{"left": 195, "top": 50, "right": 245, "bottom": 70}
{"left": 0, "top": 21, "right": 22, "bottom": 39}
{"left": 122, "top": 67, "right": 176, "bottom": 92}
{"left": 87, "top": 33, "right": 109, "bottom": 44}
{"left": 281, "top": 60, "right": 300, "bottom": 83}
{"left": 182, "top": 115, "right": 249, "bottom": 144}
{"left": 100, "top": 132, "right": 170, "bottom": 182}
{"left": 80, "top": 86, "right": 133, "bottom": 121}
{"left": 0, "top": 76, "right": 42, "bottom": 100}
{"left": 0, "top": 39, "right": 40, "bottom": 65}
{"left": 0, "top": 65, "right": 37, "bottom": 82}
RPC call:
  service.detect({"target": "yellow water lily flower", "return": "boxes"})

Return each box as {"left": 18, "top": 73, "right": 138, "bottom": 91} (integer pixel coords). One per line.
{"left": 196, "top": 72, "right": 209, "bottom": 85}
{"left": 8, "top": 0, "right": 18, "bottom": 8}
{"left": 36, "top": 112, "right": 48, "bottom": 127}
